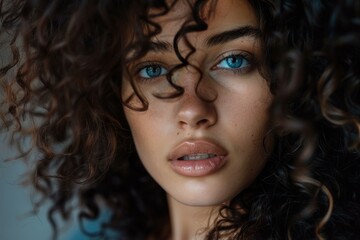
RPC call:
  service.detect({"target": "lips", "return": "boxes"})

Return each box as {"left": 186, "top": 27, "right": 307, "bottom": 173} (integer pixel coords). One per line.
{"left": 168, "top": 140, "right": 228, "bottom": 177}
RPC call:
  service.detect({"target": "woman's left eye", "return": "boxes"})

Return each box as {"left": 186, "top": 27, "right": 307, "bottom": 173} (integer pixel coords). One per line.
{"left": 216, "top": 54, "right": 250, "bottom": 70}
{"left": 138, "top": 64, "right": 168, "bottom": 79}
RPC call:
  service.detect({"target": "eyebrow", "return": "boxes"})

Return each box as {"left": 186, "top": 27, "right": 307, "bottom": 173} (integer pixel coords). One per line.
{"left": 146, "top": 25, "right": 261, "bottom": 53}
{"left": 206, "top": 26, "right": 261, "bottom": 47}
{"left": 147, "top": 40, "right": 173, "bottom": 52}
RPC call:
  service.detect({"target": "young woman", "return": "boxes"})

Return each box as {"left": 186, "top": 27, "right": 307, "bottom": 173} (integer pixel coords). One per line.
{"left": 0, "top": 0, "right": 359, "bottom": 239}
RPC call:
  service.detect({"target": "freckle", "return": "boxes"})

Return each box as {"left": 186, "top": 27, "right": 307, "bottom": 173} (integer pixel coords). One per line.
{"left": 177, "top": 132, "right": 179, "bottom": 135}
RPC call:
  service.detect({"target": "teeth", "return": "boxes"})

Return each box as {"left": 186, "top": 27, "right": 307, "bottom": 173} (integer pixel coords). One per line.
{"left": 179, "top": 153, "right": 217, "bottom": 160}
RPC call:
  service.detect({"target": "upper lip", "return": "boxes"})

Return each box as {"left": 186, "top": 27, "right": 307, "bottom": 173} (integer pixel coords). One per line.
{"left": 168, "top": 139, "right": 228, "bottom": 161}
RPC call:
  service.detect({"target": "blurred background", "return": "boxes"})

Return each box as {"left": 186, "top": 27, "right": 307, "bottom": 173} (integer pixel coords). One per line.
{"left": 0, "top": 131, "right": 53, "bottom": 239}
{"left": 0, "top": 131, "right": 92, "bottom": 240}
{"left": 0, "top": 19, "right": 57, "bottom": 238}
{"left": 0, "top": 7, "right": 106, "bottom": 239}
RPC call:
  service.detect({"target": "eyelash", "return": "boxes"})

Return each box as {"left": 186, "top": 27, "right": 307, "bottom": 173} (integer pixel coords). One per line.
{"left": 134, "top": 61, "right": 169, "bottom": 82}
{"left": 134, "top": 51, "right": 254, "bottom": 81}
{"left": 212, "top": 52, "right": 254, "bottom": 75}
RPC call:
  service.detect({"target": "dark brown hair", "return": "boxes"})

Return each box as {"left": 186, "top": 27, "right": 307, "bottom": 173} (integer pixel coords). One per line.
{"left": 1, "top": 0, "right": 359, "bottom": 239}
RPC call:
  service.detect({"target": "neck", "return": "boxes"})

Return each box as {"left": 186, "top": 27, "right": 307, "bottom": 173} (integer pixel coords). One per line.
{"left": 167, "top": 194, "right": 219, "bottom": 240}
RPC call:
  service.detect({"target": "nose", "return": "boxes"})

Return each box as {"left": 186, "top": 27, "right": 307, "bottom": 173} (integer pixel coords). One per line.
{"left": 176, "top": 90, "right": 217, "bottom": 130}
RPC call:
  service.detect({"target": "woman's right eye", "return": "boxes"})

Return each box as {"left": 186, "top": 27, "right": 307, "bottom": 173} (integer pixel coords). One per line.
{"left": 138, "top": 64, "right": 168, "bottom": 79}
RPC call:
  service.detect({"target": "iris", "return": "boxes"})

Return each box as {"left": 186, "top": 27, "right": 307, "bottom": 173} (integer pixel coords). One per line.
{"left": 139, "top": 65, "right": 168, "bottom": 79}
{"left": 217, "top": 55, "right": 249, "bottom": 69}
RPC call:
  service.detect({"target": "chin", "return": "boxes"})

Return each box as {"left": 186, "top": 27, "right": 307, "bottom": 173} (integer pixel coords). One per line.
{"left": 167, "top": 184, "right": 241, "bottom": 207}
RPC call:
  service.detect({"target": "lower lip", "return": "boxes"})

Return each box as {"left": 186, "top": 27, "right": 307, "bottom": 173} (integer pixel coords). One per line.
{"left": 169, "top": 156, "right": 227, "bottom": 177}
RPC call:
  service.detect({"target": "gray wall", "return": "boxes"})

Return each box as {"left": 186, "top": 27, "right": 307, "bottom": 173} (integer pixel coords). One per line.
{"left": 0, "top": 132, "right": 53, "bottom": 239}
{"left": 0, "top": 132, "right": 86, "bottom": 240}
{"left": 0, "top": 21, "right": 99, "bottom": 240}
{"left": 0, "top": 132, "right": 107, "bottom": 240}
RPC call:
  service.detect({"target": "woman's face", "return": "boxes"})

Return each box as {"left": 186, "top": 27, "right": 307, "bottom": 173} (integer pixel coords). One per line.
{"left": 122, "top": 0, "right": 273, "bottom": 206}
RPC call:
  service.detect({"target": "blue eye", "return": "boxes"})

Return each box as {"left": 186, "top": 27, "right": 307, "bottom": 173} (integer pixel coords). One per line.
{"left": 216, "top": 55, "right": 249, "bottom": 70}
{"left": 138, "top": 64, "right": 168, "bottom": 79}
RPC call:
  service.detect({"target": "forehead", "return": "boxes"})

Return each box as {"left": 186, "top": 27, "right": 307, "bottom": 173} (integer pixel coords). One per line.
{"left": 150, "top": 0, "right": 258, "bottom": 37}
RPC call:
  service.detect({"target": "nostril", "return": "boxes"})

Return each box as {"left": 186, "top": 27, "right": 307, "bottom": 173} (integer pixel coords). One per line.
{"left": 179, "top": 118, "right": 210, "bottom": 128}
{"left": 197, "top": 119, "right": 210, "bottom": 126}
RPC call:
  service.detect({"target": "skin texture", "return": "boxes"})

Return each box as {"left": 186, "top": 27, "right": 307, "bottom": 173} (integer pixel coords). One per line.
{"left": 122, "top": 0, "right": 273, "bottom": 239}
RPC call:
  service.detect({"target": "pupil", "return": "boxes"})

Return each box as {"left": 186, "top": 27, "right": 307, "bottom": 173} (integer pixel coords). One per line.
{"left": 147, "top": 66, "right": 160, "bottom": 77}
{"left": 227, "top": 56, "right": 242, "bottom": 68}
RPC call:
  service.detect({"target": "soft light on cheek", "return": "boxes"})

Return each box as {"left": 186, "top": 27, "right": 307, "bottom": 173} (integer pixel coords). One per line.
{"left": 207, "top": 71, "right": 256, "bottom": 91}
{"left": 208, "top": 71, "right": 231, "bottom": 85}
{"left": 120, "top": 78, "right": 151, "bottom": 110}
{"left": 121, "top": 93, "right": 145, "bottom": 110}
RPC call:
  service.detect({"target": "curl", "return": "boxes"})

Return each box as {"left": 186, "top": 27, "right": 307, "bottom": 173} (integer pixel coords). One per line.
{"left": 1, "top": 0, "right": 359, "bottom": 239}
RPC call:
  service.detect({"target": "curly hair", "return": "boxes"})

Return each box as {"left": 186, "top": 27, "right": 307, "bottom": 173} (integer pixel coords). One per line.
{"left": 1, "top": 0, "right": 359, "bottom": 239}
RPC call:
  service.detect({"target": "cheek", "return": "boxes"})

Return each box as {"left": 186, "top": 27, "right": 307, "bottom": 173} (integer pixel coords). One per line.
{"left": 124, "top": 107, "right": 167, "bottom": 163}
{"left": 125, "top": 112, "right": 153, "bottom": 150}
{"left": 245, "top": 102, "right": 272, "bottom": 151}
{"left": 225, "top": 89, "right": 272, "bottom": 131}
{"left": 221, "top": 84, "right": 273, "bottom": 155}
{"left": 124, "top": 110, "right": 173, "bottom": 184}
